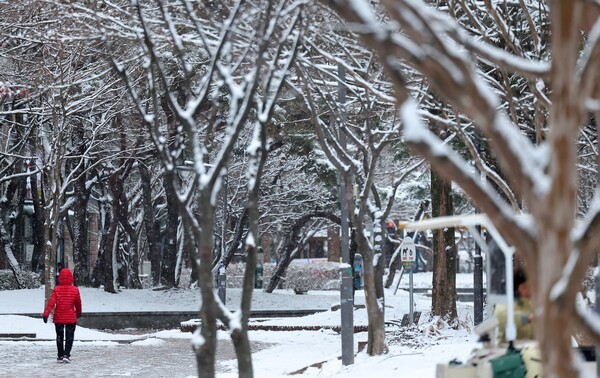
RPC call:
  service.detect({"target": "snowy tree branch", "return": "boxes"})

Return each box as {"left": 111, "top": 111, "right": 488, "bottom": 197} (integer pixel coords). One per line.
{"left": 579, "top": 18, "right": 600, "bottom": 107}
{"left": 324, "top": 0, "right": 547, "bottom": 204}
{"left": 401, "top": 99, "right": 537, "bottom": 255}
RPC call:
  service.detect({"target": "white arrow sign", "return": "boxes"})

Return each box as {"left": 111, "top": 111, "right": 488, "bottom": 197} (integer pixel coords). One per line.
{"left": 400, "top": 236, "right": 416, "bottom": 263}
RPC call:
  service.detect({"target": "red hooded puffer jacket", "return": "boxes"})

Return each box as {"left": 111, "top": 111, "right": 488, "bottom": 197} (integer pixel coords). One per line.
{"left": 43, "top": 268, "right": 82, "bottom": 324}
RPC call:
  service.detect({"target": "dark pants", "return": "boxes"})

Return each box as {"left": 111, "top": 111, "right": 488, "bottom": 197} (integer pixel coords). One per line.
{"left": 55, "top": 323, "right": 76, "bottom": 358}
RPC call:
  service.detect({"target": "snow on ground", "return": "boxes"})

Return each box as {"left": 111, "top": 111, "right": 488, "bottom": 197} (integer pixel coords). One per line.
{"left": 0, "top": 273, "right": 482, "bottom": 377}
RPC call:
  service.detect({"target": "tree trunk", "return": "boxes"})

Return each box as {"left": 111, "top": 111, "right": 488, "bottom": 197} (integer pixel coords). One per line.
{"left": 195, "top": 194, "right": 218, "bottom": 377}
{"left": 29, "top": 169, "right": 46, "bottom": 273}
{"left": 13, "top": 172, "right": 27, "bottom": 272}
{"left": 430, "top": 168, "right": 457, "bottom": 320}
{"left": 118, "top": 190, "right": 142, "bottom": 289}
{"left": 534, "top": 203, "right": 578, "bottom": 376}
{"left": 72, "top": 160, "right": 91, "bottom": 286}
{"left": 160, "top": 170, "right": 179, "bottom": 288}
{"left": 0, "top": 220, "right": 23, "bottom": 289}
{"left": 158, "top": 93, "right": 183, "bottom": 289}
{"left": 103, "top": 174, "right": 119, "bottom": 293}
{"left": 91, "top": 202, "right": 110, "bottom": 288}
{"left": 0, "top": 176, "right": 22, "bottom": 286}
{"left": 139, "top": 163, "right": 162, "bottom": 286}
{"left": 231, "top": 240, "right": 256, "bottom": 378}
{"left": 362, "top": 245, "right": 386, "bottom": 355}
{"left": 44, "top": 154, "right": 63, "bottom": 303}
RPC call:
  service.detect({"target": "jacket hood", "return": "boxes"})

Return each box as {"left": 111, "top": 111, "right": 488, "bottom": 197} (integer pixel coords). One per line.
{"left": 58, "top": 268, "right": 74, "bottom": 286}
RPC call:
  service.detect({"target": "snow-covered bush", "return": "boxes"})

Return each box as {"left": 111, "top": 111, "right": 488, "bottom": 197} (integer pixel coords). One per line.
{"left": 226, "top": 262, "right": 339, "bottom": 292}
{"left": 0, "top": 270, "right": 41, "bottom": 291}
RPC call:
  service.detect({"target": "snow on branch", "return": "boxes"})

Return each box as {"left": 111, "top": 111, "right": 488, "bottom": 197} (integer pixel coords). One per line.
{"left": 569, "top": 194, "right": 600, "bottom": 291}
{"left": 296, "top": 67, "right": 355, "bottom": 173}
{"left": 574, "top": 292, "right": 600, "bottom": 344}
{"left": 401, "top": 98, "right": 536, "bottom": 253}
{"left": 324, "top": 0, "right": 548, "bottom": 203}
{"left": 578, "top": 17, "right": 600, "bottom": 110}
{"left": 300, "top": 40, "right": 396, "bottom": 104}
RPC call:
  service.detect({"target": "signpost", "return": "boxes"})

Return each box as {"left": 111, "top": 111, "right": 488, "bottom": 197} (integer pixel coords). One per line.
{"left": 400, "top": 237, "right": 416, "bottom": 324}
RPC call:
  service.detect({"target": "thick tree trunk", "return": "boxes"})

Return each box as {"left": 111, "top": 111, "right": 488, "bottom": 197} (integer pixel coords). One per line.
{"left": 159, "top": 94, "right": 182, "bottom": 289}
{"left": 160, "top": 170, "right": 179, "bottom": 288}
{"left": 533, "top": 67, "right": 580, "bottom": 375}
{"left": 13, "top": 173, "right": 27, "bottom": 271}
{"left": 118, "top": 192, "right": 142, "bottom": 289}
{"left": 230, "top": 122, "right": 269, "bottom": 378}
{"left": 0, "top": 177, "right": 21, "bottom": 285}
{"left": 430, "top": 169, "right": 457, "bottom": 320}
{"left": 139, "top": 163, "right": 162, "bottom": 286}
{"left": 103, "top": 174, "right": 119, "bottom": 293}
{"left": 362, "top": 246, "right": 386, "bottom": 355}
{"left": 72, "top": 164, "right": 91, "bottom": 286}
{"left": 91, "top": 203, "right": 109, "bottom": 288}
{"left": 230, "top": 241, "right": 256, "bottom": 378}
{"left": 29, "top": 169, "right": 46, "bottom": 273}
{"left": 534, "top": 219, "right": 578, "bottom": 377}
{"left": 195, "top": 195, "right": 218, "bottom": 377}
{"left": 0, "top": 220, "right": 23, "bottom": 288}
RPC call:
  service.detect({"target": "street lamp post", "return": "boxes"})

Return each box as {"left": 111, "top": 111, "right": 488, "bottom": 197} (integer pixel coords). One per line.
{"left": 337, "top": 62, "right": 354, "bottom": 366}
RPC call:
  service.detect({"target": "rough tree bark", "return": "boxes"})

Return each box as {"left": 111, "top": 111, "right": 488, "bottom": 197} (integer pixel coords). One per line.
{"left": 194, "top": 193, "right": 218, "bottom": 377}
{"left": 103, "top": 172, "right": 119, "bottom": 294}
{"left": 321, "top": 2, "right": 600, "bottom": 375}
{"left": 159, "top": 97, "right": 182, "bottom": 289}
{"left": 29, "top": 164, "right": 45, "bottom": 273}
{"left": 430, "top": 167, "right": 457, "bottom": 320}
{"left": 72, "top": 131, "right": 91, "bottom": 286}
{"left": 139, "top": 162, "right": 162, "bottom": 286}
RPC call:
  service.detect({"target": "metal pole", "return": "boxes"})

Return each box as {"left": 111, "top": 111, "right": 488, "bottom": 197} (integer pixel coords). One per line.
{"left": 473, "top": 225, "right": 484, "bottom": 325}
{"left": 597, "top": 260, "right": 600, "bottom": 376}
{"left": 409, "top": 264, "right": 414, "bottom": 324}
{"left": 473, "top": 131, "right": 484, "bottom": 325}
{"left": 338, "top": 62, "right": 354, "bottom": 365}
{"left": 218, "top": 172, "right": 228, "bottom": 304}
{"left": 595, "top": 121, "right": 600, "bottom": 375}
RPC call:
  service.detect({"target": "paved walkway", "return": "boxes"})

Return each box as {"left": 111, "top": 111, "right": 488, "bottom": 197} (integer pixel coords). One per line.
{"left": 0, "top": 337, "right": 271, "bottom": 377}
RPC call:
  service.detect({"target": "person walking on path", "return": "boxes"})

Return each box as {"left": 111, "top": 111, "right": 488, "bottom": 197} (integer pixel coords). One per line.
{"left": 42, "top": 268, "right": 82, "bottom": 363}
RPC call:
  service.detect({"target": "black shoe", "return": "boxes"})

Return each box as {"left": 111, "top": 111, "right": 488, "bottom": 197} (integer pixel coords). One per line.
{"left": 62, "top": 356, "right": 71, "bottom": 363}
{"left": 57, "top": 356, "right": 63, "bottom": 363}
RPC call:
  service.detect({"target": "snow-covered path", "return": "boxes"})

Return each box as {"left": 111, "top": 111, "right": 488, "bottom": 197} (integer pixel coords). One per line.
{"left": 0, "top": 273, "right": 482, "bottom": 377}
{"left": 1, "top": 338, "right": 198, "bottom": 377}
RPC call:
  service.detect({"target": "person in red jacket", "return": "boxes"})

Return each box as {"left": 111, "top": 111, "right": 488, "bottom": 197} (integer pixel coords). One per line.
{"left": 42, "top": 268, "right": 82, "bottom": 363}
